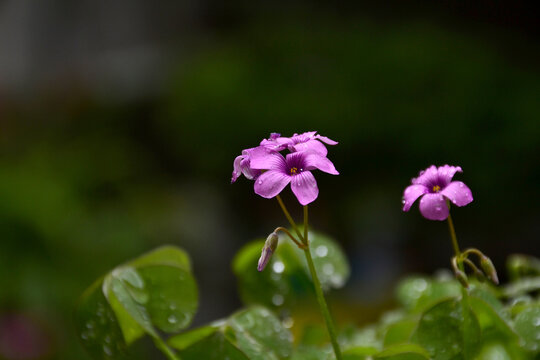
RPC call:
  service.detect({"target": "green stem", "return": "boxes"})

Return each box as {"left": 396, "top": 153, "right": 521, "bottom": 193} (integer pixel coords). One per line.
{"left": 276, "top": 195, "right": 305, "bottom": 242}
{"left": 447, "top": 212, "right": 461, "bottom": 259}
{"left": 153, "top": 336, "right": 181, "bottom": 360}
{"left": 303, "top": 205, "right": 343, "bottom": 360}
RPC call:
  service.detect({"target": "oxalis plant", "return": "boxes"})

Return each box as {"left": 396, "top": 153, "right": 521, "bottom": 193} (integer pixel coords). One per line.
{"left": 76, "top": 132, "right": 540, "bottom": 360}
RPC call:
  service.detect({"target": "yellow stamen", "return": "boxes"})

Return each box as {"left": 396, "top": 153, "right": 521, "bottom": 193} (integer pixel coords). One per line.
{"left": 433, "top": 185, "right": 441, "bottom": 192}
{"left": 290, "top": 167, "right": 298, "bottom": 175}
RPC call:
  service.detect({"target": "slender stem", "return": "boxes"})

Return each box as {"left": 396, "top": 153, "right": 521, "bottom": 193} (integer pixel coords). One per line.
{"left": 274, "top": 226, "right": 305, "bottom": 249}
{"left": 276, "top": 195, "right": 305, "bottom": 242}
{"left": 153, "top": 336, "right": 181, "bottom": 360}
{"left": 302, "top": 205, "right": 342, "bottom": 360}
{"left": 447, "top": 213, "right": 461, "bottom": 259}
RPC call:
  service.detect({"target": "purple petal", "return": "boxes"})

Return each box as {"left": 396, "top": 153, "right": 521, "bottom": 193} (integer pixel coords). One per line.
{"left": 303, "top": 152, "right": 339, "bottom": 175}
{"left": 402, "top": 184, "right": 428, "bottom": 211}
{"left": 291, "top": 171, "right": 319, "bottom": 205}
{"left": 419, "top": 193, "right": 449, "bottom": 221}
{"left": 249, "top": 147, "right": 286, "bottom": 170}
{"left": 231, "top": 155, "right": 244, "bottom": 183}
{"left": 257, "top": 247, "right": 273, "bottom": 271}
{"left": 315, "top": 135, "right": 338, "bottom": 145}
{"left": 254, "top": 170, "right": 291, "bottom": 199}
{"left": 437, "top": 165, "right": 463, "bottom": 186}
{"left": 440, "top": 181, "right": 473, "bottom": 207}
{"left": 412, "top": 165, "right": 439, "bottom": 187}
{"left": 292, "top": 140, "right": 328, "bottom": 156}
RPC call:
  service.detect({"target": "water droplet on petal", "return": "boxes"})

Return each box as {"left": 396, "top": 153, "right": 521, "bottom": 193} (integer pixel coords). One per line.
{"left": 258, "top": 180, "right": 263, "bottom": 184}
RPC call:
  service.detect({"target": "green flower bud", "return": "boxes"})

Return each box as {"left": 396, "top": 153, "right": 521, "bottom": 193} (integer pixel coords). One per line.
{"left": 480, "top": 255, "right": 499, "bottom": 285}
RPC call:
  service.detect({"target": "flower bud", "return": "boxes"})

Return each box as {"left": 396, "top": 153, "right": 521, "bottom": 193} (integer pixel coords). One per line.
{"left": 480, "top": 255, "right": 499, "bottom": 285}
{"left": 257, "top": 232, "right": 279, "bottom": 272}
{"left": 455, "top": 270, "right": 469, "bottom": 288}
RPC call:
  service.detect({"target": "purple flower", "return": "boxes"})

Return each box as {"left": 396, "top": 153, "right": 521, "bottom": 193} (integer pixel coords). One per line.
{"left": 402, "top": 165, "right": 473, "bottom": 221}
{"left": 250, "top": 150, "right": 339, "bottom": 205}
{"left": 231, "top": 147, "right": 261, "bottom": 183}
{"left": 275, "top": 131, "right": 338, "bottom": 156}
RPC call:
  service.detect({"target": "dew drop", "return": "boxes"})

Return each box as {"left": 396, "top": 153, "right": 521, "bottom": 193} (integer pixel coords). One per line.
{"left": 103, "top": 345, "right": 113, "bottom": 356}
{"left": 315, "top": 245, "right": 328, "bottom": 257}
{"left": 258, "top": 180, "right": 263, "bottom": 184}
{"left": 169, "top": 303, "right": 177, "bottom": 310}
{"left": 435, "top": 206, "right": 441, "bottom": 211}
{"left": 282, "top": 317, "right": 294, "bottom": 328}
{"left": 323, "top": 263, "right": 334, "bottom": 275}
{"left": 402, "top": 199, "right": 406, "bottom": 205}
{"left": 272, "top": 261, "right": 285, "bottom": 274}
{"left": 168, "top": 315, "right": 178, "bottom": 324}
{"left": 272, "top": 294, "right": 284, "bottom": 306}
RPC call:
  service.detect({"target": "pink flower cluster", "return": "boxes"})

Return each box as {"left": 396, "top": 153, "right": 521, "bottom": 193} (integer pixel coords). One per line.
{"left": 231, "top": 132, "right": 339, "bottom": 205}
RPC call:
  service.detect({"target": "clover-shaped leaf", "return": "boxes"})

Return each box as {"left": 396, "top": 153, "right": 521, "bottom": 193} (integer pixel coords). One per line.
{"left": 169, "top": 306, "right": 293, "bottom": 360}
{"left": 75, "top": 246, "right": 198, "bottom": 359}
{"left": 233, "top": 229, "right": 349, "bottom": 309}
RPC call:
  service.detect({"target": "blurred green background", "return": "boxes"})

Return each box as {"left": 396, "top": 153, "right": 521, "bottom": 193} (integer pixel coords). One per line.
{"left": 0, "top": 1, "right": 539, "bottom": 359}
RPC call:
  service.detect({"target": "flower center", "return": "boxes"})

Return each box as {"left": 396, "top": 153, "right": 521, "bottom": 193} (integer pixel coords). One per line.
{"left": 432, "top": 185, "right": 441, "bottom": 192}
{"left": 290, "top": 167, "right": 298, "bottom": 175}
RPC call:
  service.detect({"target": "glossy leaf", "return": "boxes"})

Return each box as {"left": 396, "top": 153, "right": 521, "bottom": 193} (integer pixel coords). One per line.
{"left": 396, "top": 275, "right": 461, "bottom": 313}
{"left": 75, "top": 246, "right": 198, "bottom": 359}
{"left": 512, "top": 304, "right": 540, "bottom": 353}
{"left": 75, "top": 281, "right": 130, "bottom": 359}
{"left": 411, "top": 298, "right": 480, "bottom": 360}
{"left": 375, "top": 343, "right": 430, "bottom": 359}
{"left": 233, "top": 229, "right": 349, "bottom": 309}
{"left": 169, "top": 306, "right": 293, "bottom": 360}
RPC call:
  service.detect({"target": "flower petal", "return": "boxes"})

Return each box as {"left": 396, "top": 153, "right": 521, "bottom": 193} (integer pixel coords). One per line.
{"left": 402, "top": 184, "right": 428, "bottom": 211}
{"left": 302, "top": 152, "right": 339, "bottom": 175}
{"left": 249, "top": 147, "right": 286, "bottom": 170}
{"left": 315, "top": 135, "right": 338, "bottom": 145}
{"left": 437, "top": 165, "right": 463, "bottom": 186}
{"left": 254, "top": 170, "right": 291, "bottom": 199}
{"left": 440, "top": 181, "right": 473, "bottom": 207}
{"left": 412, "top": 165, "right": 439, "bottom": 187}
{"left": 419, "top": 193, "right": 449, "bottom": 221}
{"left": 290, "top": 171, "right": 319, "bottom": 205}
{"left": 292, "top": 139, "right": 328, "bottom": 156}
{"left": 231, "top": 155, "right": 244, "bottom": 183}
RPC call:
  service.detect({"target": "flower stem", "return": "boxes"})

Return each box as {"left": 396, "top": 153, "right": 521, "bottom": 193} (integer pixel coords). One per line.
{"left": 153, "top": 336, "right": 181, "bottom": 360}
{"left": 303, "top": 205, "right": 343, "bottom": 360}
{"left": 447, "top": 212, "right": 461, "bottom": 259}
{"left": 276, "top": 195, "right": 304, "bottom": 242}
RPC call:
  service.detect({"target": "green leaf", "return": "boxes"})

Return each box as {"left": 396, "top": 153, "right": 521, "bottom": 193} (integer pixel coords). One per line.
{"left": 512, "top": 304, "right": 540, "bottom": 353}
{"left": 75, "top": 245, "right": 198, "bottom": 359}
{"left": 468, "top": 296, "right": 516, "bottom": 339}
{"left": 396, "top": 275, "right": 461, "bottom": 313}
{"left": 291, "top": 345, "right": 334, "bottom": 360}
{"left": 294, "top": 231, "right": 350, "bottom": 291}
{"left": 233, "top": 230, "right": 349, "bottom": 309}
{"left": 383, "top": 318, "right": 418, "bottom": 347}
{"left": 177, "top": 331, "right": 250, "bottom": 360}
{"left": 375, "top": 343, "right": 430, "bottom": 359}
{"left": 170, "top": 306, "right": 293, "bottom": 360}
{"left": 74, "top": 281, "right": 130, "bottom": 359}
{"left": 411, "top": 298, "right": 480, "bottom": 360}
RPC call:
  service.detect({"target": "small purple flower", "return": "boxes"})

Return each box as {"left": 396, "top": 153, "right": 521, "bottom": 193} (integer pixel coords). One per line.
{"left": 276, "top": 131, "right": 338, "bottom": 156}
{"left": 231, "top": 147, "right": 261, "bottom": 183}
{"left": 402, "top": 165, "right": 473, "bottom": 221}
{"left": 250, "top": 150, "right": 339, "bottom": 205}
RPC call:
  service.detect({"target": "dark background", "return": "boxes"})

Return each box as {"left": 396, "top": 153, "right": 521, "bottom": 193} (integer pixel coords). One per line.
{"left": 0, "top": 1, "right": 539, "bottom": 359}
